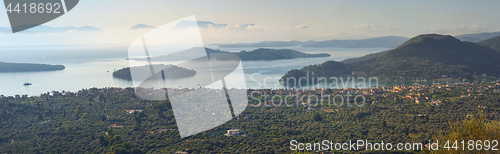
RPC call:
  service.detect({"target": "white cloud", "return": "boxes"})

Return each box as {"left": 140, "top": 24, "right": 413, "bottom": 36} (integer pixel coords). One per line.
{"left": 295, "top": 25, "right": 309, "bottom": 29}
{"left": 421, "top": 25, "right": 490, "bottom": 35}
{"left": 353, "top": 24, "right": 381, "bottom": 32}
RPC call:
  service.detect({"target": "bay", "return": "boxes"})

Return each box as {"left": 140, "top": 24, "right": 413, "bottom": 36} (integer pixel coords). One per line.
{"left": 0, "top": 46, "right": 388, "bottom": 96}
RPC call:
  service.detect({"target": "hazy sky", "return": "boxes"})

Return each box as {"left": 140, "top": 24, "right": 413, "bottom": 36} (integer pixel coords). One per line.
{"left": 1, "top": 0, "right": 500, "bottom": 44}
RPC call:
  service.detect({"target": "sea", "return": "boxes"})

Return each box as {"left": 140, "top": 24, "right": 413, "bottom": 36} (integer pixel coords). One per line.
{"left": 0, "top": 45, "right": 389, "bottom": 96}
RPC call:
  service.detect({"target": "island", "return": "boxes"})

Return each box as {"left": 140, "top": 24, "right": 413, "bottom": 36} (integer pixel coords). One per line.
{"left": 113, "top": 64, "right": 196, "bottom": 80}
{"left": 127, "top": 47, "right": 330, "bottom": 61}
{"left": 0, "top": 62, "right": 65, "bottom": 72}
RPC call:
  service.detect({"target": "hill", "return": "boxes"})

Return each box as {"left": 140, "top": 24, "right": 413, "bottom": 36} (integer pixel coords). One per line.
{"left": 455, "top": 31, "right": 500, "bottom": 42}
{"left": 113, "top": 64, "right": 196, "bottom": 80}
{"left": 477, "top": 36, "right": 500, "bottom": 52}
{"left": 0, "top": 62, "right": 65, "bottom": 72}
{"left": 128, "top": 47, "right": 330, "bottom": 61}
{"left": 301, "top": 36, "right": 409, "bottom": 48}
{"left": 281, "top": 34, "right": 500, "bottom": 84}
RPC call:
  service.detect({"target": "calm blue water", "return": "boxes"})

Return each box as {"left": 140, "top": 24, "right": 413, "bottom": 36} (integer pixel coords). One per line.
{"left": 0, "top": 45, "right": 388, "bottom": 96}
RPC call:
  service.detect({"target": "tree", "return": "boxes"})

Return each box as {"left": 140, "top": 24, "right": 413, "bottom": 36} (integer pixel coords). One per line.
{"left": 131, "top": 123, "right": 139, "bottom": 131}
{"left": 74, "top": 105, "right": 82, "bottom": 118}
{"left": 37, "top": 114, "right": 43, "bottom": 121}
{"left": 101, "top": 115, "right": 107, "bottom": 121}
{"left": 53, "top": 148, "right": 62, "bottom": 154}
{"left": 107, "top": 128, "right": 114, "bottom": 136}
{"left": 113, "top": 135, "right": 122, "bottom": 143}
{"left": 434, "top": 113, "right": 500, "bottom": 153}
{"left": 312, "top": 113, "right": 322, "bottom": 121}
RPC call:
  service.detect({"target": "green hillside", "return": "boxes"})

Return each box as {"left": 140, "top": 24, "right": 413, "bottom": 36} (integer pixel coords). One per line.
{"left": 477, "top": 36, "right": 500, "bottom": 52}
{"left": 282, "top": 34, "right": 500, "bottom": 85}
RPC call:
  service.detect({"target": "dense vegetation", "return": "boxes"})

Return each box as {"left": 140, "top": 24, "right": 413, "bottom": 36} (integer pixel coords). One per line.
{"left": 0, "top": 62, "right": 65, "bottom": 72}
{"left": 129, "top": 47, "right": 330, "bottom": 61}
{"left": 434, "top": 113, "right": 500, "bottom": 154}
{"left": 113, "top": 64, "right": 196, "bottom": 80}
{"left": 0, "top": 81, "right": 499, "bottom": 153}
{"left": 282, "top": 34, "right": 500, "bottom": 84}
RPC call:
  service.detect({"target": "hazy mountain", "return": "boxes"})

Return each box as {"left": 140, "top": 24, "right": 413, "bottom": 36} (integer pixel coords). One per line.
{"left": 281, "top": 34, "right": 500, "bottom": 84}
{"left": 477, "top": 36, "right": 500, "bottom": 52}
{"left": 455, "top": 31, "right": 500, "bottom": 42}
{"left": 234, "top": 48, "right": 329, "bottom": 60}
{"left": 301, "top": 36, "right": 409, "bottom": 48}
{"left": 130, "top": 24, "right": 155, "bottom": 30}
{"left": 216, "top": 40, "right": 309, "bottom": 47}
{"left": 128, "top": 47, "right": 330, "bottom": 61}
{"left": 75, "top": 26, "right": 101, "bottom": 31}
{"left": 0, "top": 62, "right": 65, "bottom": 72}
{"left": 215, "top": 36, "right": 408, "bottom": 48}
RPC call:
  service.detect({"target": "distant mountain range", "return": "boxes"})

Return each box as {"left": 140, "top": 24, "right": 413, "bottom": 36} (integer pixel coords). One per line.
{"left": 0, "top": 62, "right": 65, "bottom": 72}
{"left": 455, "top": 31, "right": 500, "bottom": 42}
{"left": 281, "top": 34, "right": 500, "bottom": 84}
{"left": 213, "top": 31, "right": 500, "bottom": 48}
{"left": 128, "top": 47, "right": 330, "bottom": 61}
{"left": 215, "top": 36, "right": 409, "bottom": 48}
{"left": 216, "top": 40, "right": 308, "bottom": 48}
{"left": 302, "top": 36, "right": 409, "bottom": 48}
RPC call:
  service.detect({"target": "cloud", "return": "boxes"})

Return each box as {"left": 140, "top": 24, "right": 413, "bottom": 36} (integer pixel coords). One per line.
{"left": 295, "top": 25, "right": 309, "bottom": 29}
{"left": 422, "top": 25, "right": 490, "bottom": 35}
{"left": 174, "top": 20, "right": 255, "bottom": 31}
{"left": 353, "top": 24, "right": 381, "bottom": 32}
{"left": 456, "top": 25, "right": 489, "bottom": 33}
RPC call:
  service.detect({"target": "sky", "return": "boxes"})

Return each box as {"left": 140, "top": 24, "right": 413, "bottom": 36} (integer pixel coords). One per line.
{"left": 1, "top": 0, "right": 500, "bottom": 45}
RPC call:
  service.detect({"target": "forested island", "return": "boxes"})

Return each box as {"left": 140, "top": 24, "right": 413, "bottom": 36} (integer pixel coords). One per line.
{"left": 0, "top": 62, "right": 65, "bottom": 72}
{"left": 128, "top": 47, "right": 330, "bottom": 61}
{"left": 113, "top": 64, "right": 196, "bottom": 80}
{"left": 282, "top": 34, "right": 500, "bottom": 85}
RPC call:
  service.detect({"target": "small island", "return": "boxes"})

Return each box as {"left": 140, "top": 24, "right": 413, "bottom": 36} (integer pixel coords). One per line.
{"left": 0, "top": 62, "right": 65, "bottom": 72}
{"left": 128, "top": 47, "right": 330, "bottom": 61}
{"left": 113, "top": 64, "right": 196, "bottom": 80}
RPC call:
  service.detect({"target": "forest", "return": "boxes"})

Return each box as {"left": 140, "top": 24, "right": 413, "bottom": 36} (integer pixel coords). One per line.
{"left": 0, "top": 81, "right": 499, "bottom": 153}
